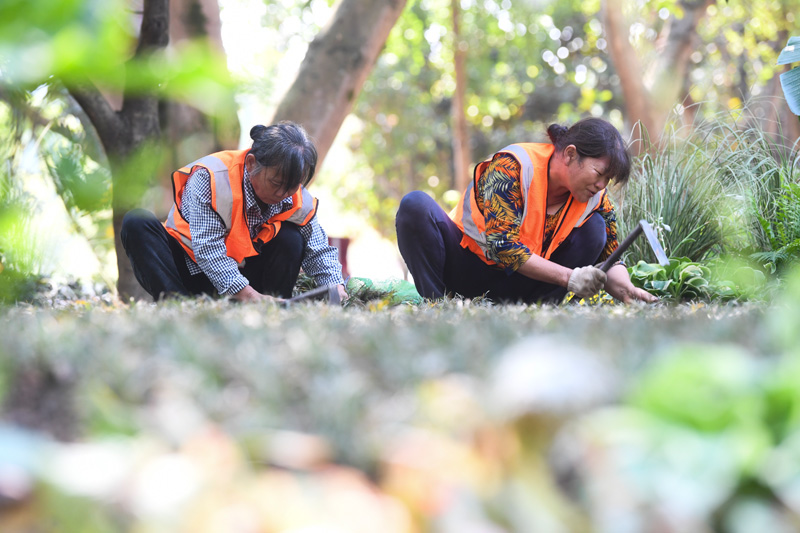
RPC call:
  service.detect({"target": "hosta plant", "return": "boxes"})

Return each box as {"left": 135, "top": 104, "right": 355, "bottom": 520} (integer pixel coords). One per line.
{"left": 628, "top": 258, "right": 767, "bottom": 302}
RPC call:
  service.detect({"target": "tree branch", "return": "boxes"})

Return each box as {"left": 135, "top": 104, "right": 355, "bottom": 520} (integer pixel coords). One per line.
{"left": 67, "top": 78, "right": 124, "bottom": 152}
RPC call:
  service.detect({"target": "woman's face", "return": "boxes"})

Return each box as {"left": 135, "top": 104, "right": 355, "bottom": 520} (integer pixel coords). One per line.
{"left": 249, "top": 165, "right": 299, "bottom": 205}
{"left": 565, "top": 153, "right": 612, "bottom": 203}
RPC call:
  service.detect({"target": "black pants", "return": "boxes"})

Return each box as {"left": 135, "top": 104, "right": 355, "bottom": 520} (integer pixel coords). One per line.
{"left": 120, "top": 209, "right": 304, "bottom": 301}
{"left": 395, "top": 191, "right": 606, "bottom": 304}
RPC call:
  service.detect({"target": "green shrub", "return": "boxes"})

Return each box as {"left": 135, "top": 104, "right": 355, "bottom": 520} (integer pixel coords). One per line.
{"left": 616, "top": 126, "right": 725, "bottom": 264}
{"left": 750, "top": 177, "right": 800, "bottom": 273}
{"left": 617, "top": 109, "right": 799, "bottom": 268}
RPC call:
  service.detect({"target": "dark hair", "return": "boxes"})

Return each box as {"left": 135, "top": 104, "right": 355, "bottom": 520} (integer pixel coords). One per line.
{"left": 546, "top": 117, "right": 631, "bottom": 185}
{"left": 248, "top": 121, "right": 318, "bottom": 192}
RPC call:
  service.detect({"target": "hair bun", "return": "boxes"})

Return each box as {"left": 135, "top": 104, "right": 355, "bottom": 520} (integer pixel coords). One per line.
{"left": 250, "top": 124, "right": 267, "bottom": 140}
{"left": 547, "top": 124, "right": 568, "bottom": 143}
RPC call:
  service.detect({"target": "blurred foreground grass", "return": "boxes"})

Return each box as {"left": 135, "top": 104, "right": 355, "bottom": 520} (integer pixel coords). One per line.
{"left": 2, "top": 282, "right": 800, "bottom": 532}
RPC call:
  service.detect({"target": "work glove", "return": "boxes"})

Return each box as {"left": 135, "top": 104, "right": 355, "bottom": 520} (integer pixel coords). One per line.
{"left": 567, "top": 266, "right": 607, "bottom": 298}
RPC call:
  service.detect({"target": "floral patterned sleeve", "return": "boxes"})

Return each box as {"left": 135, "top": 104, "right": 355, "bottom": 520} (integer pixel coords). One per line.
{"left": 476, "top": 153, "right": 532, "bottom": 274}
{"left": 596, "top": 194, "right": 622, "bottom": 265}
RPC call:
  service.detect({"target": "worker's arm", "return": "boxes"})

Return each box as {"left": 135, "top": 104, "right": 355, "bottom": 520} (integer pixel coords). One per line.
{"left": 515, "top": 253, "right": 572, "bottom": 287}
{"left": 604, "top": 263, "right": 658, "bottom": 303}
{"left": 480, "top": 154, "right": 535, "bottom": 272}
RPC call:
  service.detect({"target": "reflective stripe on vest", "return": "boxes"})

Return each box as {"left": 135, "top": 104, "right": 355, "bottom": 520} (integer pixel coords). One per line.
{"left": 286, "top": 187, "right": 317, "bottom": 225}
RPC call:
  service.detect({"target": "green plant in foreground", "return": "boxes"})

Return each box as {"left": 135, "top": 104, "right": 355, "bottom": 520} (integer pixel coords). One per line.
{"left": 628, "top": 258, "right": 767, "bottom": 301}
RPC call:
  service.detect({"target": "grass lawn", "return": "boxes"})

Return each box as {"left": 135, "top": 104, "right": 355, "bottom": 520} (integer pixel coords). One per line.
{"left": 1, "top": 290, "right": 797, "bottom": 532}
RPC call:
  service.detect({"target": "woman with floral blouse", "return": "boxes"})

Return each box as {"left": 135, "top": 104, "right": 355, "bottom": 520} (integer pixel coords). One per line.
{"left": 396, "top": 117, "right": 656, "bottom": 304}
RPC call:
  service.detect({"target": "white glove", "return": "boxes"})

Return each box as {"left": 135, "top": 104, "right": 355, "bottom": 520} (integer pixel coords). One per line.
{"left": 567, "top": 266, "right": 607, "bottom": 298}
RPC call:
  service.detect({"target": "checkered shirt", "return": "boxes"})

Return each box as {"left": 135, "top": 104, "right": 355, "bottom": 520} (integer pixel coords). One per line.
{"left": 179, "top": 166, "right": 344, "bottom": 295}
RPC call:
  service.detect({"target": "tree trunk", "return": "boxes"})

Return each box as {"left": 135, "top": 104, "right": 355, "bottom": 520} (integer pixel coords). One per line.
{"left": 451, "top": 0, "right": 472, "bottom": 192}
{"left": 603, "top": 0, "right": 709, "bottom": 149}
{"left": 69, "top": 0, "right": 169, "bottom": 302}
{"left": 271, "top": 0, "right": 407, "bottom": 170}
{"left": 602, "top": 0, "right": 656, "bottom": 153}
{"left": 68, "top": 0, "right": 239, "bottom": 301}
{"left": 644, "top": 0, "right": 713, "bottom": 136}
{"left": 155, "top": 0, "right": 239, "bottom": 218}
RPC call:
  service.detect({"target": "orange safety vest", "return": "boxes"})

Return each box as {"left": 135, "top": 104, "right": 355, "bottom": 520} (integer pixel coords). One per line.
{"left": 450, "top": 143, "right": 607, "bottom": 265}
{"left": 164, "top": 149, "right": 318, "bottom": 265}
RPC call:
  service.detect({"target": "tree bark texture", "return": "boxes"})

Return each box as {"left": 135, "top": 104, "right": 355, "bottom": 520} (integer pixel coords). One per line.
{"left": 451, "top": 0, "right": 472, "bottom": 192}
{"left": 271, "top": 0, "right": 408, "bottom": 170}
{"left": 157, "top": 0, "right": 239, "bottom": 218}
{"left": 68, "top": 0, "right": 170, "bottom": 301}
{"left": 644, "top": 0, "right": 712, "bottom": 133}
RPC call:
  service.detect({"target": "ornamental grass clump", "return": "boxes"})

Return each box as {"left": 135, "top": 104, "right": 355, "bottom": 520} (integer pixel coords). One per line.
{"left": 616, "top": 106, "right": 800, "bottom": 271}
{"left": 616, "top": 124, "right": 725, "bottom": 264}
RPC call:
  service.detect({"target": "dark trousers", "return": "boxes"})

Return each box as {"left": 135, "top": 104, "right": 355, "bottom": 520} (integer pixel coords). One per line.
{"left": 395, "top": 191, "right": 606, "bottom": 304}
{"left": 120, "top": 209, "right": 304, "bottom": 301}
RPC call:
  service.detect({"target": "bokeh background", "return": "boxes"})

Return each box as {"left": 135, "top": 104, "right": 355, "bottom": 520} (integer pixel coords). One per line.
{"left": 2, "top": 0, "right": 800, "bottom": 531}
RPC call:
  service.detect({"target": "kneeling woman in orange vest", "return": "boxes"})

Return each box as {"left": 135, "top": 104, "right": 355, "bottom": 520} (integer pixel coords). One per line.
{"left": 396, "top": 117, "right": 656, "bottom": 304}
{"left": 121, "top": 121, "right": 347, "bottom": 302}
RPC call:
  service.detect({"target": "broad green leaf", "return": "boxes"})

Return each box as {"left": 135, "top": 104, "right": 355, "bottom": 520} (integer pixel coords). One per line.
{"left": 646, "top": 280, "right": 672, "bottom": 292}
{"left": 685, "top": 277, "right": 710, "bottom": 289}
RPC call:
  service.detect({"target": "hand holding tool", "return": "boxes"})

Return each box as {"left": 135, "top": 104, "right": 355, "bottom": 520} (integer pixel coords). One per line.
{"left": 568, "top": 266, "right": 607, "bottom": 298}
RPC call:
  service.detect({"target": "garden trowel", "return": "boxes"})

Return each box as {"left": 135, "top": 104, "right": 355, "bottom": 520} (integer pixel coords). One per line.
{"left": 599, "top": 219, "right": 669, "bottom": 272}
{"left": 284, "top": 283, "right": 342, "bottom": 306}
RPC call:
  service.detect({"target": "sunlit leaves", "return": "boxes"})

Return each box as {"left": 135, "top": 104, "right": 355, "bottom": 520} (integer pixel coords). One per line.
{"left": 0, "top": 0, "right": 232, "bottom": 114}
{"left": 48, "top": 147, "right": 110, "bottom": 214}
{"left": 0, "top": 0, "right": 130, "bottom": 86}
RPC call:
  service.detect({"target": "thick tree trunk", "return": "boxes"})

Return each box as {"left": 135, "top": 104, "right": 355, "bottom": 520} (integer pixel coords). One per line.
{"left": 69, "top": 0, "right": 169, "bottom": 302}
{"left": 156, "top": 0, "right": 238, "bottom": 218}
{"left": 451, "top": 0, "right": 472, "bottom": 192}
{"left": 69, "top": 0, "right": 237, "bottom": 301}
{"left": 602, "top": 0, "right": 656, "bottom": 152}
{"left": 271, "top": 0, "right": 407, "bottom": 170}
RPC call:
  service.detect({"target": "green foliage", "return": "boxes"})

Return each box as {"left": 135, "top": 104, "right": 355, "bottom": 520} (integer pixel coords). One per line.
{"left": 46, "top": 145, "right": 111, "bottom": 214}
{"left": 618, "top": 111, "right": 799, "bottom": 270}
{"left": 617, "top": 137, "right": 725, "bottom": 263}
{"left": 629, "top": 344, "right": 765, "bottom": 434}
{"left": 0, "top": 0, "right": 232, "bottom": 105}
{"left": 751, "top": 178, "right": 800, "bottom": 273}
{"left": 628, "top": 258, "right": 767, "bottom": 302}
{"left": 0, "top": 119, "right": 48, "bottom": 303}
